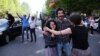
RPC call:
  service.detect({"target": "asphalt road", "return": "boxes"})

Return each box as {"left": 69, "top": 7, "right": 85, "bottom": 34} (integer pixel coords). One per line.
{"left": 0, "top": 28, "right": 100, "bottom": 56}
{"left": 89, "top": 32, "right": 100, "bottom": 56}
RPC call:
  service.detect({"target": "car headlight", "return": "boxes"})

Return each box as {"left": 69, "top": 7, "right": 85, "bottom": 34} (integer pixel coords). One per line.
{"left": 0, "top": 32, "right": 3, "bottom": 35}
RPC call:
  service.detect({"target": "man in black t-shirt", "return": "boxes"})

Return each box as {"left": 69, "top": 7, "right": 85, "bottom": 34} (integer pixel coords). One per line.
{"left": 6, "top": 11, "right": 15, "bottom": 27}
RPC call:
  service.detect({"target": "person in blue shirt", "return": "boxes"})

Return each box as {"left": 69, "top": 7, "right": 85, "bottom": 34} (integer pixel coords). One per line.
{"left": 17, "top": 13, "right": 30, "bottom": 42}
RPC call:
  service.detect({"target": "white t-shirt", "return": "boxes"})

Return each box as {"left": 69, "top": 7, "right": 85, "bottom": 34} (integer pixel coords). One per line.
{"left": 29, "top": 19, "right": 36, "bottom": 29}
{"left": 82, "top": 21, "right": 88, "bottom": 27}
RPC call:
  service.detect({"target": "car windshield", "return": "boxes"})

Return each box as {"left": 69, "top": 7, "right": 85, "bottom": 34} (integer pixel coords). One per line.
{"left": 0, "top": 19, "right": 8, "bottom": 32}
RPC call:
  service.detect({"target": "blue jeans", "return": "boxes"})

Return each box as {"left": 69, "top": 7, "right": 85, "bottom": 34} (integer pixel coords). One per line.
{"left": 22, "top": 27, "right": 29, "bottom": 42}
{"left": 57, "top": 42, "right": 71, "bottom": 56}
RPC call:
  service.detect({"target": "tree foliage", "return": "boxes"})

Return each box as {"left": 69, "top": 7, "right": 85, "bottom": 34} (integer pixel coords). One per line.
{"left": 0, "top": 0, "right": 30, "bottom": 18}
{"left": 46, "top": 0, "right": 100, "bottom": 15}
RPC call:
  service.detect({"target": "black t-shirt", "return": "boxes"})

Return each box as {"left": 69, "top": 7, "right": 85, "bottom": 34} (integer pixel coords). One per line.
{"left": 44, "top": 34, "right": 57, "bottom": 48}
{"left": 70, "top": 25, "right": 89, "bottom": 50}
{"left": 7, "top": 14, "right": 15, "bottom": 26}
{"left": 7, "top": 14, "right": 14, "bottom": 22}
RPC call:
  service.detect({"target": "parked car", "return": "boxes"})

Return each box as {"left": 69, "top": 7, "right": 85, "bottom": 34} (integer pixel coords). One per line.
{"left": 0, "top": 19, "right": 22, "bottom": 46}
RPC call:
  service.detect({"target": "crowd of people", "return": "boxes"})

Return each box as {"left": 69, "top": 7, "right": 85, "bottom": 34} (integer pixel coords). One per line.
{"left": 5, "top": 8, "right": 100, "bottom": 56}
{"left": 6, "top": 12, "right": 37, "bottom": 43}
{"left": 42, "top": 8, "right": 100, "bottom": 56}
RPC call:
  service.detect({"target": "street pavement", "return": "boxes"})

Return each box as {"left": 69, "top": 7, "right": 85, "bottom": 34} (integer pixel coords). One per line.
{"left": 0, "top": 27, "right": 45, "bottom": 56}
{"left": 0, "top": 27, "right": 100, "bottom": 56}
{"left": 89, "top": 32, "right": 100, "bottom": 56}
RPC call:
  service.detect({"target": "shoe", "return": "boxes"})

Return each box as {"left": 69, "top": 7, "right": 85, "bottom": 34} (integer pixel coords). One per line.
{"left": 30, "top": 40, "right": 33, "bottom": 42}
{"left": 27, "top": 39, "right": 30, "bottom": 41}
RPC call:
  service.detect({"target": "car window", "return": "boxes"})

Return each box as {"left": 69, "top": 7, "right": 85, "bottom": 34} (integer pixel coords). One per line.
{"left": 0, "top": 19, "right": 8, "bottom": 32}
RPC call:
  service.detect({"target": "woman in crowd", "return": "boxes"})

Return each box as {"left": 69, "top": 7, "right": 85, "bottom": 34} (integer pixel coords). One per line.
{"left": 43, "top": 20, "right": 58, "bottom": 56}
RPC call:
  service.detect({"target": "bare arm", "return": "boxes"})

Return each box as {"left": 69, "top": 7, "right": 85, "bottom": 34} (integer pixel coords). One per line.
{"left": 42, "top": 31, "right": 49, "bottom": 35}
{"left": 27, "top": 14, "right": 30, "bottom": 20}
{"left": 16, "top": 13, "right": 21, "bottom": 18}
{"left": 44, "top": 27, "right": 72, "bottom": 35}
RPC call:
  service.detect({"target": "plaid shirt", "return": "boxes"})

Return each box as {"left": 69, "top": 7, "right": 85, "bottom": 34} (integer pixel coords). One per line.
{"left": 55, "top": 18, "right": 71, "bottom": 43}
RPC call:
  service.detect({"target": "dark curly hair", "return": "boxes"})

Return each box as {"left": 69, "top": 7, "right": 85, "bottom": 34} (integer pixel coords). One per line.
{"left": 56, "top": 8, "right": 65, "bottom": 16}
{"left": 45, "top": 20, "right": 58, "bottom": 34}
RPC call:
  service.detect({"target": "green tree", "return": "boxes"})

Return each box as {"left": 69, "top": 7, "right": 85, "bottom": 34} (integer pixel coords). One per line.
{"left": 46, "top": 0, "right": 100, "bottom": 16}
{"left": 0, "top": 0, "right": 30, "bottom": 18}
